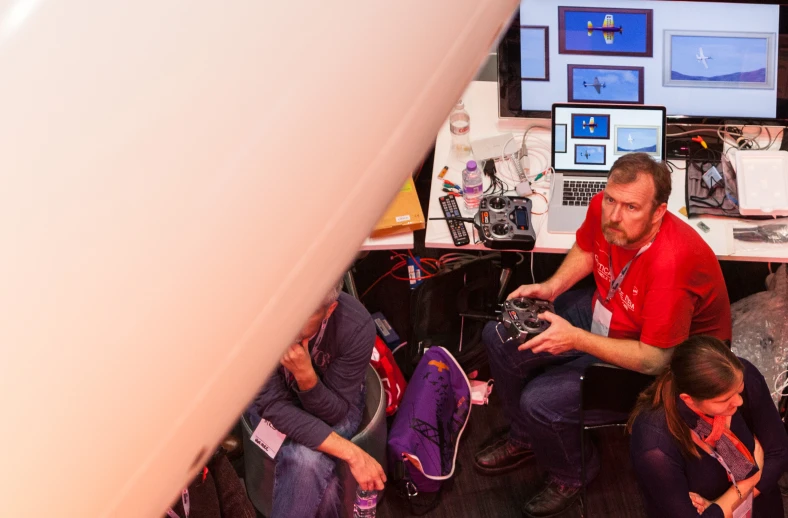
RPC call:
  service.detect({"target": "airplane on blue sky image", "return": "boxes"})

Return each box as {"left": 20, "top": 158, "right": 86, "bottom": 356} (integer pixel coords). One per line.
{"left": 628, "top": 134, "right": 634, "bottom": 146}
{"left": 587, "top": 14, "right": 622, "bottom": 44}
{"left": 696, "top": 47, "right": 711, "bottom": 69}
{"left": 580, "top": 149, "right": 592, "bottom": 160}
{"left": 671, "top": 35, "right": 768, "bottom": 82}
{"left": 583, "top": 77, "right": 606, "bottom": 94}
{"left": 582, "top": 116, "right": 598, "bottom": 134}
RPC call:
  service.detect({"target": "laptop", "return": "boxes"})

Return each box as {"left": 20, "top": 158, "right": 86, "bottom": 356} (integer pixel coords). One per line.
{"left": 547, "top": 103, "right": 667, "bottom": 234}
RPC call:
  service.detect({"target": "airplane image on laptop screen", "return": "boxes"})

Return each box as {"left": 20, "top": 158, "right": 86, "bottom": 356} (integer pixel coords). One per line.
{"left": 547, "top": 103, "right": 666, "bottom": 234}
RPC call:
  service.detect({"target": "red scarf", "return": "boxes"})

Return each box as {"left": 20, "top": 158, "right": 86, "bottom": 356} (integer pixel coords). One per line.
{"left": 691, "top": 410, "right": 754, "bottom": 463}
{"left": 687, "top": 407, "right": 757, "bottom": 485}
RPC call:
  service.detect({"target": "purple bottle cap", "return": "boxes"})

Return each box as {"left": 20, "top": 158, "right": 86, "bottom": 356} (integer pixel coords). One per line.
{"left": 466, "top": 160, "right": 477, "bottom": 171}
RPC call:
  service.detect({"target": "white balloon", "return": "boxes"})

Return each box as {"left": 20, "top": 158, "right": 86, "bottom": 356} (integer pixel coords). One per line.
{"left": 0, "top": 1, "right": 517, "bottom": 516}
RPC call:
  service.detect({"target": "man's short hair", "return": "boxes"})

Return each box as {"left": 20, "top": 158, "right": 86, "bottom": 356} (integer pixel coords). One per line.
{"left": 321, "top": 278, "right": 345, "bottom": 308}
{"left": 608, "top": 152, "right": 671, "bottom": 207}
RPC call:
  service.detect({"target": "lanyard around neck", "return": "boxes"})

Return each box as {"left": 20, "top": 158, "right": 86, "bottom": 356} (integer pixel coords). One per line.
{"left": 166, "top": 488, "right": 190, "bottom": 518}
{"left": 604, "top": 239, "right": 655, "bottom": 304}
{"left": 311, "top": 317, "right": 329, "bottom": 358}
{"left": 691, "top": 431, "right": 744, "bottom": 495}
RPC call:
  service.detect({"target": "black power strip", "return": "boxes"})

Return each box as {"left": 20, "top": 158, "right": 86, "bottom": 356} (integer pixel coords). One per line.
{"left": 665, "top": 137, "right": 723, "bottom": 160}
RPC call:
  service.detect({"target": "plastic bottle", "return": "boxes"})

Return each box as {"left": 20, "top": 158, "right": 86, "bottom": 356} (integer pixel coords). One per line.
{"left": 449, "top": 100, "right": 471, "bottom": 161}
{"left": 462, "top": 160, "right": 483, "bottom": 210}
{"left": 352, "top": 488, "right": 377, "bottom": 517}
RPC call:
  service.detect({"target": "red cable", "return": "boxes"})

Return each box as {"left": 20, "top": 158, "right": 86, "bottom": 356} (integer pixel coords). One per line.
{"left": 359, "top": 250, "right": 441, "bottom": 299}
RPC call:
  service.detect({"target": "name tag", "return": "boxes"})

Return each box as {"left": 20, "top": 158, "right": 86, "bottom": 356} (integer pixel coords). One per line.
{"left": 590, "top": 299, "right": 612, "bottom": 337}
{"left": 733, "top": 492, "right": 752, "bottom": 518}
{"left": 251, "top": 418, "right": 287, "bottom": 459}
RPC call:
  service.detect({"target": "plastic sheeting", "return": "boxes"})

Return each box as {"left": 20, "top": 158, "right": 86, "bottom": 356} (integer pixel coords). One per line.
{"left": 733, "top": 223, "right": 788, "bottom": 244}
{"left": 731, "top": 264, "right": 788, "bottom": 406}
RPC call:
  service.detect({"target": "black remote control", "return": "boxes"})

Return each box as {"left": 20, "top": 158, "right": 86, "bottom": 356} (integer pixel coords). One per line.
{"left": 439, "top": 195, "right": 470, "bottom": 246}
{"left": 499, "top": 297, "right": 554, "bottom": 343}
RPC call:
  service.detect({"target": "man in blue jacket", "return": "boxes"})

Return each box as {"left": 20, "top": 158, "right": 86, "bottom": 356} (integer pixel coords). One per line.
{"left": 246, "top": 280, "right": 386, "bottom": 518}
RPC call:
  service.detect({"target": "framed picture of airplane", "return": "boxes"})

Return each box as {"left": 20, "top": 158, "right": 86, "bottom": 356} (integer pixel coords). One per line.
{"left": 520, "top": 26, "right": 549, "bottom": 81}
{"left": 558, "top": 7, "right": 653, "bottom": 57}
{"left": 554, "top": 124, "right": 567, "bottom": 153}
{"left": 614, "top": 125, "right": 661, "bottom": 156}
{"left": 574, "top": 144, "right": 606, "bottom": 165}
{"left": 571, "top": 113, "right": 610, "bottom": 140}
{"left": 663, "top": 30, "right": 776, "bottom": 89}
{"left": 567, "top": 65, "right": 644, "bottom": 104}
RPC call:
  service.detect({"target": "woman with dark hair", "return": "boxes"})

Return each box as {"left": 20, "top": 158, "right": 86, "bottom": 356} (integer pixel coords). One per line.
{"left": 629, "top": 335, "right": 788, "bottom": 517}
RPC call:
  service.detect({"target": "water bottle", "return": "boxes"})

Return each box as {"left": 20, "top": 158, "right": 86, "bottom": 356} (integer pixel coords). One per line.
{"left": 449, "top": 100, "right": 471, "bottom": 161}
{"left": 462, "top": 160, "right": 483, "bottom": 210}
{"left": 353, "top": 488, "right": 377, "bottom": 517}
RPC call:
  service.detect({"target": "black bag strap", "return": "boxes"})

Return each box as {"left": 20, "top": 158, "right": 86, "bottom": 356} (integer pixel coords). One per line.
{"left": 390, "top": 458, "right": 442, "bottom": 516}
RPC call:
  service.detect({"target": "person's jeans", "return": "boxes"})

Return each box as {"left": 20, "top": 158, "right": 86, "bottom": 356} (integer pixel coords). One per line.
{"left": 271, "top": 389, "right": 365, "bottom": 518}
{"left": 484, "top": 286, "right": 629, "bottom": 487}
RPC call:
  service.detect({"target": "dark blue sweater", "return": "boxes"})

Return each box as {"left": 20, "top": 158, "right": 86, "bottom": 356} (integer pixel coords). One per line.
{"left": 630, "top": 359, "right": 788, "bottom": 518}
{"left": 246, "top": 293, "right": 375, "bottom": 449}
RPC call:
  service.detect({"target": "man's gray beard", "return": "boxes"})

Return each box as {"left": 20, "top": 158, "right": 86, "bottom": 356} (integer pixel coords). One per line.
{"left": 603, "top": 224, "right": 651, "bottom": 248}
{"left": 603, "top": 227, "right": 629, "bottom": 247}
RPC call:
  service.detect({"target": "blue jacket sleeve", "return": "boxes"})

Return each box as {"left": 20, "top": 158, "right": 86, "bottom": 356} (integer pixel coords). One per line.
{"left": 250, "top": 370, "right": 333, "bottom": 450}
{"left": 741, "top": 360, "right": 788, "bottom": 495}
{"left": 630, "top": 420, "right": 724, "bottom": 518}
{"left": 296, "top": 318, "right": 375, "bottom": 426}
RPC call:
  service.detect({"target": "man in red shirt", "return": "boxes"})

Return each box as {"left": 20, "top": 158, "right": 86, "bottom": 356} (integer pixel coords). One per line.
{"left": 474, "top": 153, "right": 731, "bottom": 517}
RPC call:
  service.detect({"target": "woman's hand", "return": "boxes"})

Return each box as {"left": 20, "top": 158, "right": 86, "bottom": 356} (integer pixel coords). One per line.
{"left": 689, "top": 492, "right": 711, "bottom": 515}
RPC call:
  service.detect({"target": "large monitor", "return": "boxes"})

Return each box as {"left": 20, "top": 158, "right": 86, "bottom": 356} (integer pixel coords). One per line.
{"left": 499, "top": 0, "right": 788, "bottom": 123}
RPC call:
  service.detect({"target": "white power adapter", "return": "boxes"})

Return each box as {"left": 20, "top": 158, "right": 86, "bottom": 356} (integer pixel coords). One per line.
{"left": 516, "top": 181, "right": 532, "bottom": 196}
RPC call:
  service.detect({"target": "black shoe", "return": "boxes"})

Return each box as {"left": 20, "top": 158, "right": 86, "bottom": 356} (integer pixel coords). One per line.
{"left": 474, "top": 438, "right": 534, "bottom": 475}
{"left": 522, "top": 480, "right": 581, "bottom": 518}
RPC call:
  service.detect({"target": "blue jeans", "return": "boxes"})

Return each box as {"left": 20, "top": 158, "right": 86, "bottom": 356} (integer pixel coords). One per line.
{"left": 484, "top": 286, "right": 629, "bottom": 487}
{"left": 271, "top": 390, "right": 365, "bottom": 518}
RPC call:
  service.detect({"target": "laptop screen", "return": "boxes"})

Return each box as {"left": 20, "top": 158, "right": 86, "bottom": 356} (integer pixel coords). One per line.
{"left": 552, "top": 103, "right": 666, "bottom": 174}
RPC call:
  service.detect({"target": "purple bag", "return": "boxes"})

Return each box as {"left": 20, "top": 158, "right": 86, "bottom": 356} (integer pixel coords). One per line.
{"left": 388, "top": 346, "right": 471, "bottom": 507}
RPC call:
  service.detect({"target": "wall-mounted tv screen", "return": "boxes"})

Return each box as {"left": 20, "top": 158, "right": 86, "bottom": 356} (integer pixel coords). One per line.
{"left": 498, "top": 0, "right": 788, "bottom": 123}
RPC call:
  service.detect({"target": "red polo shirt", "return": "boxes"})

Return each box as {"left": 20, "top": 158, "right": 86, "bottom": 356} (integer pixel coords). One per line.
{"left": 575, "top": 193, "right": 731, "bottom": 348}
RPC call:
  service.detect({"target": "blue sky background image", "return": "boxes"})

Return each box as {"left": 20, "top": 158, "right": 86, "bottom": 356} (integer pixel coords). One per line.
{"left": 616, "top": 127, "right": 657, "bottom": 151}
{"left": 671, "top": 35, "right": 768, "bottom": 78}
{"left": 554, "top": 125, "right": 567, "bottom": 152}
{"left": 572, "top": 114, "right": 609, "bottom": 138}
{"left": 576, "top": 145, "right": 605, "bottom": 164}
{"left": 521, "top": 28, "right": 547, "bottom": 79}
{"left": 572, "top": 68, "right": 640, "bottom": 102}
{"left": 563, "top": 11, "right": 648, "bottom": 53}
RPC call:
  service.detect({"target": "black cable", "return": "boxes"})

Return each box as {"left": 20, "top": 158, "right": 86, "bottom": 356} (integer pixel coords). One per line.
{"left": 429, "top": 216, "right": 476, "bottom": 224}
{"left": 686, "top": 158, "right": 738, "bottom": 214}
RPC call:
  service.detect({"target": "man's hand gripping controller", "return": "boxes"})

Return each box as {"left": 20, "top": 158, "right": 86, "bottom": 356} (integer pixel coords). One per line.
{"left": 497, "top": 297, "right": 554, "bottom": 344}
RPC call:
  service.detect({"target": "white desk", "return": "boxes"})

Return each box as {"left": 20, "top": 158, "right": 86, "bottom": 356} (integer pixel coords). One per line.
{"left": 425, "top": 81, "right": 788, "bottom": 263}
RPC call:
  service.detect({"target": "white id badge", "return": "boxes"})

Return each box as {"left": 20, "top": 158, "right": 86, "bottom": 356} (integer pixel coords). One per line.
{"left": 733, "top": 492, "right": 753, "bottom": 518}
{"left": 590, "top": 299, "right": 612, "bottom": 337}
{"left": 251, "top": 418, "right": 287, "bottom": 459}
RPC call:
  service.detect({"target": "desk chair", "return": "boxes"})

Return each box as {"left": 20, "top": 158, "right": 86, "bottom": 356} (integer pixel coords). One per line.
{"left": 578, "top": 363, "right": 654, "bottom": 517}
{"left": 241, "top": 366, "right": 387, "bottom": 517}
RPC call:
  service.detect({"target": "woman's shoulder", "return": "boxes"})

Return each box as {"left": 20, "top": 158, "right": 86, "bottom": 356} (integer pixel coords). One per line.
{"left": 739, "top": 357, "right": 765, "bottom": 384}
{"left": 630, "top": 407, "right": 679, "bottom": 453}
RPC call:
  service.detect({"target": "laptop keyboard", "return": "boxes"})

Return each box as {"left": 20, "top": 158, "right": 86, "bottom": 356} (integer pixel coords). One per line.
{"left": 562, "top": 180, "right": 606, "bottom": 206}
